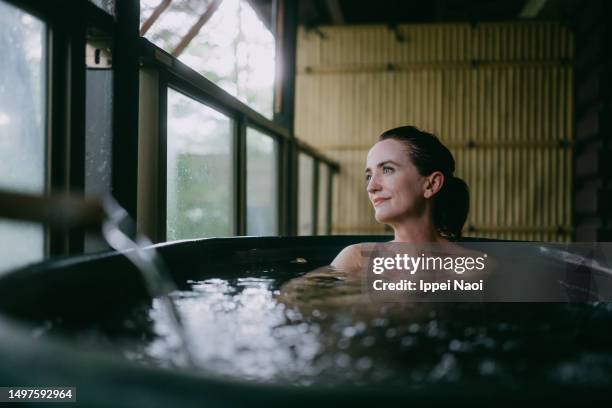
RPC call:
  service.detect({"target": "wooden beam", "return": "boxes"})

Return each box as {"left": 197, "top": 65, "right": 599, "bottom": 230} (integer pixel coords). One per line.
{"left": 519, "top": 0, "right": 548, "bottom": 18}
{"left": 112, "top": 0, "right": 141, "bottom": 222}
{"left": 171, "top": 0, "right": 223, "bottom": 57}
{"left": 140, "top": 0, "right": 171, "bottom": 36}
{"left": 273, "top": 0, "right": 298, "bottom": 130}
{"left": 324, "top": 0, "right": 344, "bottom": 24}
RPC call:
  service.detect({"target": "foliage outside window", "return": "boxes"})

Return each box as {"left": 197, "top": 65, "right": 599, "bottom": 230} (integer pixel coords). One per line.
{"left": 166, "top": 88, "right": 234, "bottom": 239}
{"left": 246, "top": 127, "right": 278, "bottom": 236}
{"left": 141, "top": 0, "right": 275, "bottom": 118}
{"left": 0, "top": 1, "right": 46, "bottom": 273}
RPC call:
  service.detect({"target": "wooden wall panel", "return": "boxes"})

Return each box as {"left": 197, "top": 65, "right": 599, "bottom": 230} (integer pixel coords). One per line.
{"left": 295, "top": 22, "right": 573, "bottom": 241}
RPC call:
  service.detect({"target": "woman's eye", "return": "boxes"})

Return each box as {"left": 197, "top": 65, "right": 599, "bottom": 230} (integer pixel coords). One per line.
{"left": 383, "top": 166, "right": 393, "bottom": 174}
{"left": 365, "top": 174, "right": 372, "bottom": 182}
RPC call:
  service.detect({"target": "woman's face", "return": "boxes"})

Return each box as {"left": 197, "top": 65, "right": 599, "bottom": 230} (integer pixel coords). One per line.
{"left": 365, "top": 139, "right": 427, "bottom": 224}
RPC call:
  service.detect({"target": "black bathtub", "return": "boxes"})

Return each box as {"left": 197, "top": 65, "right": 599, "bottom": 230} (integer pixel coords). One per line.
{"left": 0, "top": 236, "right": 611, "bottom": 406}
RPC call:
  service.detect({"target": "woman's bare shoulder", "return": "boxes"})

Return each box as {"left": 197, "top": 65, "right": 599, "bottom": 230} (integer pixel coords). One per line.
{"left": 330, "top": 242, "right": 380, "bottom": 270}
{"left": 331, "top": 244, "right": 362, "bottom": 270}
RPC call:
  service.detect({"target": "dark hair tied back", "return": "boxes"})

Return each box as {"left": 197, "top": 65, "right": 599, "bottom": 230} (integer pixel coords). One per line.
{"left": 379, "top": 126, "right": 470, "bottom": 239}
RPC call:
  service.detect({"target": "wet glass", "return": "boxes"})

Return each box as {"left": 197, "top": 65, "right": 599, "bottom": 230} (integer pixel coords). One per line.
{"left": 141, "top": 0, "right": 275, "bottom": 118}
{"left": 140, "top": 0, "right": 206, "bottom": 51}
{"left": 89, "top": 0, "right": 115, "bottom": 15}
{"left": 246, "top": 127, "right": 278, "bottom": 236}
{"left": 298, "top": 153, "right": 314, "bottom": 236}
{"left": 84, "top": 62, "right": 113, "bottom": 252}
{"left": 0, "top": 1, "right": 46, "bottom": 274}
{"left": 317, "top": 163, "right": 329, "bottom": 235}
{"left": 166, "top": 88, "right": 234, "bottom": 239}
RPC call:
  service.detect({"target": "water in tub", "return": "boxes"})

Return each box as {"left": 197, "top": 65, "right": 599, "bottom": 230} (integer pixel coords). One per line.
{"left": 33, "top": 263, "right": 612, "bottom": 389}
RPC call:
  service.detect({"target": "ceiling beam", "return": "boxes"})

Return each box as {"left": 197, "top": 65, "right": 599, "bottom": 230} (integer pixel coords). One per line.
{"left": 324, "top": 0, "right": 345, "bottom": 25}
{"left": 519, "top": 0, "right": 548, "bottom": 18}
{"left": 172, "top": 0, "right": 223, "bottom": 57}
{"left": 140, "top": 0, "right": 171, "bottom": 36}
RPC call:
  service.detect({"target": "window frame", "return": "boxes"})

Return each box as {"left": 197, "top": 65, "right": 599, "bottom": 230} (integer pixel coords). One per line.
{"left": 2, "top": 0, "right": 115, "bottom": 257}
{"left": 296, "top": 140, "right": 338, "bottom": 236}
{"left": 143, "top": 40, "right": 339, "bottom": 239}
{"left": 2, "top": 0, "right": 339, "bottom": 249}
{"left": 161, "top": 82, "right": 238, "bottom": 240}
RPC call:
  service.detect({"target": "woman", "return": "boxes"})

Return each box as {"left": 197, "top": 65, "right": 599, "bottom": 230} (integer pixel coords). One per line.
{"left": 331, "top": 126, "right": 470, "bottom": 270}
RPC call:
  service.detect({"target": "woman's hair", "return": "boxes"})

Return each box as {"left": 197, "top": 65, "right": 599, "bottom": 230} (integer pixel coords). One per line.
{"left": 379, "top": 126, "right": 469, "bottom": 239}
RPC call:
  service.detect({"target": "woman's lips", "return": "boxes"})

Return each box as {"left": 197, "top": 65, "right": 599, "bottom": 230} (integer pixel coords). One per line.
{"left": 373, "top": 197, "right": 390, "bottom": 207}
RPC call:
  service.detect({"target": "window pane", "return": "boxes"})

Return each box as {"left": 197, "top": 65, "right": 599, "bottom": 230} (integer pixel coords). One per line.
{"left": 140, "top": 0, "right": 206, "bottom": 50}
{"left": 0, "top": 1, "right": 46, "bottom": 274}
{"left": 297, "top": 153, "right": 314, "bottom": 236}
{"left": 141, "top": 0, "right": 275, "bottom": 118}
{"left": 246, "top": 128, "right": 278, "bottom": 236}
{"left": 166, "top": 88, "right": 234, "bottom": 239}
{"left": 84, "top": 66, "right": 113, "bottom": 252}
{"left": 89, "top": 0, "right": 115, "bottom": 15}
{"left": 317, "top": 163, "right": 329, "bottom": 235}
{"left": 85, "top": 71, "right": 113, "bottom": 198}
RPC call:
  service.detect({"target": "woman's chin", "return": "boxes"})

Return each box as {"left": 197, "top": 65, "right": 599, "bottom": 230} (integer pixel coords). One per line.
{"left": 374, "top": 211, "right": 392, "bottom": 224}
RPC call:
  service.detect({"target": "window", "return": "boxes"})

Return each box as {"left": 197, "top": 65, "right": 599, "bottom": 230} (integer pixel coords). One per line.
{"left": 141, "top": 0, "right": 275, "bottom": 118}
{"left": 137, "top": 0, "right": 338, "bottom": 239}
{"left": 0, "top": 1, "right": 46, "bottom": 273}
{"left": 166, "top": 88, "right": 234, "bottom": 239}
{"left": 297, "top": 152, "right": 314, "bottom": 236}
{"left": 246, "top": 127, "right": 278, "bottom": 236}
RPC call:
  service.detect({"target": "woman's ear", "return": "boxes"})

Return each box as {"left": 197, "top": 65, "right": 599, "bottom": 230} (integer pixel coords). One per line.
{"left": 423, "top": 171, "right": 445, "bottom": 198}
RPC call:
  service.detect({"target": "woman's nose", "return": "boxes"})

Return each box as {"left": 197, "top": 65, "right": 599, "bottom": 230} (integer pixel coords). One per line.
{"left": 367, "top": 174, "right": 382, "bottom": 193}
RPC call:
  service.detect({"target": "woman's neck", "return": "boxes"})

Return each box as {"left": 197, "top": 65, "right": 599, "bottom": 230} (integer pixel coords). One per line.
{"left": 390, "top": 216, "right": 446, "bottom": 243}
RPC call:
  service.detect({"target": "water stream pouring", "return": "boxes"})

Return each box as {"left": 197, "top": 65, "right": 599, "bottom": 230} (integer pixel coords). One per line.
{"left": 0, "top": 190, "right": 195, "bottom": 367}
{"left": 101, "top": 196, "right": 195, "bottom": 368}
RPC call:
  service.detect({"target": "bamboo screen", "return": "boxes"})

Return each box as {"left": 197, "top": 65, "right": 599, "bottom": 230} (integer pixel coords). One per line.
{"left": 295, "top": 22, "right": 574, "bottom": 241}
